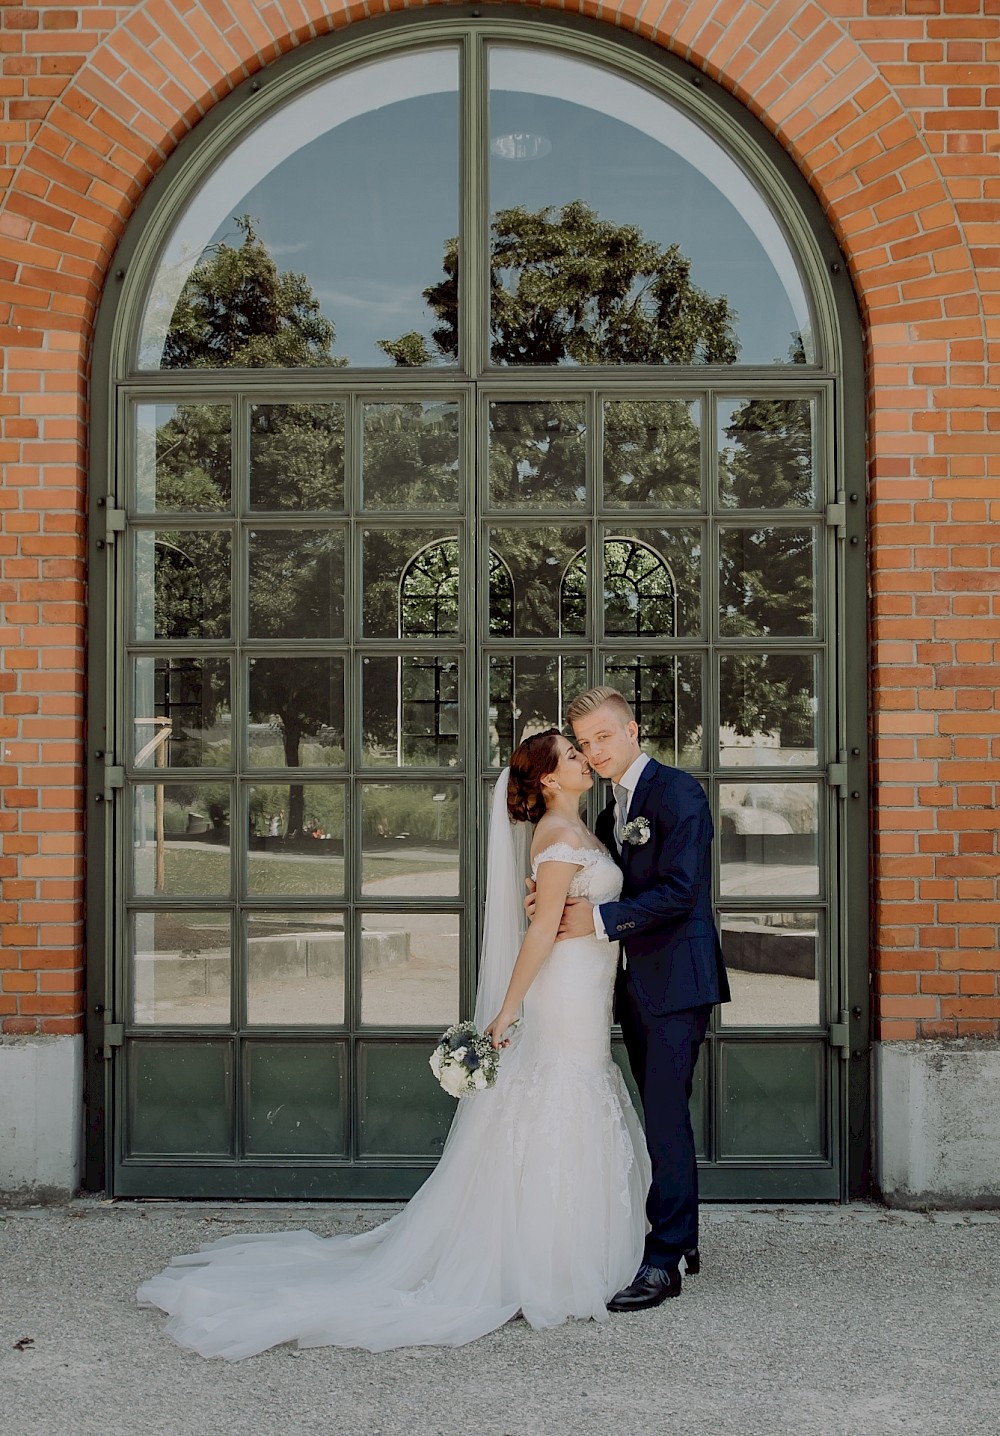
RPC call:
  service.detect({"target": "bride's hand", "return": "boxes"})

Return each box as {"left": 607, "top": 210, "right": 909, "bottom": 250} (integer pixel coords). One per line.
{"left": 485, "top": 1010, "right": 517, "bottom": 1050}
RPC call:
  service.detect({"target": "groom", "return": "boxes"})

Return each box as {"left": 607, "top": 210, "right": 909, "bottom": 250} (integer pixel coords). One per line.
{"left": 560, "top": 686, "right": 730, "bottom": 1309}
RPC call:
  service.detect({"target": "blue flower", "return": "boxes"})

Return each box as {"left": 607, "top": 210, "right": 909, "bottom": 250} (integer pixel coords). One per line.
{"left": 463, "top": 1050, "right": 480, "bottom": 1070}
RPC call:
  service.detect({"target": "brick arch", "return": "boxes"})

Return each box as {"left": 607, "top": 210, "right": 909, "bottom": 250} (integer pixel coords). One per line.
{"left": 2, "top": 0, "right": 976, "bottom": 366}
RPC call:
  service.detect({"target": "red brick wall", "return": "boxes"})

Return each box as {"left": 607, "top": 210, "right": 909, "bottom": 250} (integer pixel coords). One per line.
{"left": 1, "top": 0, "right": 997, "bottom": 1043}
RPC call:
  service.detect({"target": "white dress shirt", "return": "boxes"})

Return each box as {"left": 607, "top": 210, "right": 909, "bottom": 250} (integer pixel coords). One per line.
{"left": 593, "top": 752, "right": 650, "bottom": 941}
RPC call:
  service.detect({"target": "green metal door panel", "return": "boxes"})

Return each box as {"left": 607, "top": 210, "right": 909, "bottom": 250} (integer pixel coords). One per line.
{"left": 126, "top": 1039, "right": 234, "bottom": 1157}
{"left": 242, "top": 1040, "right": 348, "bottom": 1157}
{"left": 357, "top": 1042, "right": 455, "bottom": 1158}
{"left": 719, "top": 1039, "right": 825, "bottom": 1160}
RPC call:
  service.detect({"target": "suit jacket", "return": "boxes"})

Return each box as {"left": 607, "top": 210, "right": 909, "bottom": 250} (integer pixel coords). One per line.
{"left": 596, "top": 759, "right": 730, "bottom": 1017}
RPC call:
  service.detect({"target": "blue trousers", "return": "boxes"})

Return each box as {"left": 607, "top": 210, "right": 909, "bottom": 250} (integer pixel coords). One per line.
{"left": 617, "top": 977, "right": 711, "bottom": 1271}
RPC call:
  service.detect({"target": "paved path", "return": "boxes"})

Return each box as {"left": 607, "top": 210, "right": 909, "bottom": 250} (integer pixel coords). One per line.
{"left": 2, "top": 1200, "right": 997, "bottom": 1436}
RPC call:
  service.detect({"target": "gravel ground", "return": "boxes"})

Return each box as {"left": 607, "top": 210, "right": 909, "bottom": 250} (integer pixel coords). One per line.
{"left": 1, "top": 1200, "right": 997, "bottom": 1436}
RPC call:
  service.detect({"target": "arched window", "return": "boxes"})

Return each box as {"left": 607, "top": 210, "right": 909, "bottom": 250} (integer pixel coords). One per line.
{"left": 92, "top": 14, "right": 865, "bottom": 1204}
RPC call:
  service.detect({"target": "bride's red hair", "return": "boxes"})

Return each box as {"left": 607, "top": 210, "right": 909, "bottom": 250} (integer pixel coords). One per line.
{"left": 507, "top": 728, "right": 562, "bottom": 824}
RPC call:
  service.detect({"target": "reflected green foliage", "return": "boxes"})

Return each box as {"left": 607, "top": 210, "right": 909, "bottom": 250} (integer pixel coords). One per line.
{"left": 488, "top": 400, "right": 586, "bottom": 507}
{"left": 720, "top": 395, "right": 813, "bottom": 508}
{"left": 363, "top": 402, "right": 459, "bottom": 510}
{"left": 149, "top": 530, "right": 230, "bottom": 640}
{"left": 604, "top": 399, "right": 701, "bottom": 508}
{"left": 139, "top": 404, "right": 231, "bottom": 511}
{"left": 250, "top": 403, "right": 345, "bottom": 511}
{"left": 163, "top": 216, "right": 340, "bottom": 370}
{"left": 248, "top": 530, "right": 344, "bottom": 640}
{"left": 719, "top": 526, "right": 815, "bottom": 640}
{"left": 721, "top": 653, "right": 816, "bottom": 752}
{"left": 489, "top": 525, "right": 587, "bottom": 638}
{"left": 381, "top": 202, "right": 738, "bottom": 366}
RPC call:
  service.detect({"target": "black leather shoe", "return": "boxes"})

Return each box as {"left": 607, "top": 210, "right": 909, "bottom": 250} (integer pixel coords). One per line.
{"left": 607, "top": 1263, "right": 681, "bottom": 1311}
{"left": 683, "top": 1247, "right": 700, "bottom": 1275}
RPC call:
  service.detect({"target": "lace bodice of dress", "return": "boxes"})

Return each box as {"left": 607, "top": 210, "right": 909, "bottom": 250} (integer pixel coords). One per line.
{"left": 531, "top": 843, "right": 623, "bottom": 904}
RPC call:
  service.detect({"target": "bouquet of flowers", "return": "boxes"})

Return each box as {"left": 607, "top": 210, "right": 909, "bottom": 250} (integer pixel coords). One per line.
{"left": 429, "top": 1020, "right": 503, "bottom": 1098}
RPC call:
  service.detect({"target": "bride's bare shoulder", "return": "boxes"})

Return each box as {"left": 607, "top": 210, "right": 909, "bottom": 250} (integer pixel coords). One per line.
{"left": 530, "top": 814, "right": 587, "bottom": 858}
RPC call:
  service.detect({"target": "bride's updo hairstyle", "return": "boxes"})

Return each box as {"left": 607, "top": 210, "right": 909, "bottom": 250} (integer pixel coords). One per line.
{"left": 507, "top": 728, "right": 562, "bottom": 824}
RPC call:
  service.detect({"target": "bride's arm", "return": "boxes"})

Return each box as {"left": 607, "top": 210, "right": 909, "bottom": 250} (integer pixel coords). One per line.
{"left": 484, "top": 858, "right": 579, "bottom": 1048}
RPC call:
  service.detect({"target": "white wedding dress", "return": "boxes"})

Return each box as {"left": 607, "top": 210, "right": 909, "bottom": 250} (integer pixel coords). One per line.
{"left": 137, "top": 842, "right": 650, "bottom": 1358}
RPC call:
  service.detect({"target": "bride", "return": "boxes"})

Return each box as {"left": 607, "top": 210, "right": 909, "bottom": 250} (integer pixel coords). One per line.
{"left": 138, "top": 729, "right": 650, "bottom": 1357}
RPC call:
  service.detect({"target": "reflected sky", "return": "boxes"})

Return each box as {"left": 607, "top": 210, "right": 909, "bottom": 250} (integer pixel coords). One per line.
{"left": 140, "top": 43, "right": 813, "bottom": 369}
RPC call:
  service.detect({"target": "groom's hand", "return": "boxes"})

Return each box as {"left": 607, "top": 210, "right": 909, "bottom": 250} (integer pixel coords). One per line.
{"left": 523, "top": 876, "right": 537, "bottom": 922}
{"left": 557, "top": 897, "right": 594, "bottom": 940}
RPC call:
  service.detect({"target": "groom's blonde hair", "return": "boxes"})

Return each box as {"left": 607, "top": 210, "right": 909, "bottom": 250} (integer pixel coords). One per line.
{"left": 566, "top": 686, "right": 635, "bottom": 727}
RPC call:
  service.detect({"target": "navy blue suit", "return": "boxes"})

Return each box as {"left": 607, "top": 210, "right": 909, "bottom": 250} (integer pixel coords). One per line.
{"left": 595, "top": 759, "right": 730, "bottom": 1271}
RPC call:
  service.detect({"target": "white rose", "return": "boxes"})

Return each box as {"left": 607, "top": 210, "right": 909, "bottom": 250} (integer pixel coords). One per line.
{"left": 472, "top": 1068, "right": 488, "bottom": 1090}
{"left": 451, "top": 1046, "right": 467, "bottom": 1062}
{"left": 429, "top": 1049, "right": 444, "bottom": 1078}
{"left": 439, "top": 1064, "right": 469, "bottom": 1098}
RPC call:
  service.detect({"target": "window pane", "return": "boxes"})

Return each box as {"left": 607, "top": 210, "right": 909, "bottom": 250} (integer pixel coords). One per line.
{"left": 718, "top": 398, "right": 816, "bottom": 508}
{"left": 135, "top": 529, "right": 230, "bottom": 641}
{"left": 719, "top": 781, "right": 820, "bottom": 898}
{"left": 127, "top": 1039, "right": 233, "bottom": 1154}
{"left": 360, "top": 911, "right": 460, "bottom": 1027}
{"left": 601, "top": 528, "right": 702, "bottom": 638}
{"left": 362, "top": 402, "right": 460, "bottom": 510}
{"left": 250, "top": 403, "right": 345, "bottom": 511}
{"left": 140, "top": 50, "right": 460, "bottom": 370}
{"left": 362, "top": 655, "right": 461, "bottom": 768}
{"left": 247, "top": 656, "right": 345, "bottom": 768}
{"left": 135, "top": 403, "right": 231, "bottom": 512}
{"left": 131, "top": 784, "right": 231, "bottom": 897}
{"left": 244, "top": 1041, "right": 348, "bottom": 1155}
{"left": 602, "top": 652, "right": 702, "bottom": 769}
{"left": 245, "top": 913, "right": 345, "bottom": 1026}
{"left": 719, "top": 526, "right": 817, "bottom": 638}
{"left": 363, "top": 528, "right": 460, "bottom": 638}
{"left": 247, "top": 783, "right": 345, "bottom": 896}
{"left": 247, "top": 529, "right": 345, "bottom": 639}
{"left": 132, "top": 657, "right": 231, "bottom": 769}
{"left": 489, "top": 525, "right": 587, "bottom": 638}
{"left": 719, "top": 912, "right": 821, "bottom": 1027}
{"left": 488, "top": 400, "right": 586, "bottom": 507}
{"left": 719, "top": 653, "right": 819, "bottom": 766}
{"left": 487, "top": 653, "right": 588, "bottom": 767}
{"left": 357, "top": 1041, "right": 454, "bottom": 1156}
{"left": 360, "top": 782, "right": 460, "bottom": 897}
{"left": 603, "top": 399, "right": 701, "bottom": 509}
{"left": 720, "top": 1041, "right": 824, "bottom": 1157}
{"left": 488, "top": 47, "right": 813, "bottom": 366}
{"left": 131, "top": 912, "right": 231, "bottom": 1026}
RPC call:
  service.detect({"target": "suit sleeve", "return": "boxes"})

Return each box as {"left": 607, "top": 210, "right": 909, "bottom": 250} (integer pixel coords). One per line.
{"left": 596, "top": 779, "right": 712, "bottom": 939}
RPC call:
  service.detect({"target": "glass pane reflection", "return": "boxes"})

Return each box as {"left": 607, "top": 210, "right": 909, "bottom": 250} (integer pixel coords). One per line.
{"left": 246, "top": 912, "right": 345, "bottom": 1026}
{"left": 718, "top": 397, "right": 815, "bottom": 509}
{"left": 601, "top": 528, "right": 702, "bottom": 638}
{"left": 247, "top": 657, "right": 345, "bottom": 768}
{"left": 363, "top": 402, "right": 460, "bottom": 510}
{"left": 131, "top": 784, "right": 231, "bottom": 897}
{"left": 247, "top": 784, "right": 345, "bottom": 896}
{"left": 602, "top": 652, "right": 702, "bottom": 770}
{"left": 135, "top": 529, "right": 231, "bottom": 641}
{"left": 719, "top": 912, "right": 820, "bottom": 1027}
{"left": 360, "top": 911, "right": 460, "bottom": 1027}
{"left": 363, "top": 528, "right": 460, "bottom": 638}
{"left": 362, "top": 655, "right": 461, "bottom": 768}
{"left": 250, "top": 403, "right": 345, "bottom": 511}
{"left": 488, "top": 400, "right": 586, "bottom": 507}
{"left": 247, "top": 529, "right": 345, "bottom": 639}
{"left": 489, "top": 47, "right": 813, "bottom": 366}
{"left": 131, "top": 911, "right": 231, "bottom": 1025}
{"left": 489, "top": 525, "right": 586, "bottom": 638}
{"left": 132, "top": 657, "right": 231, "bottom": 769}
{"left": 135, "top": 403, "right": 231, "bottom": 512}
{"left": 603, "top": 399, "right": 701, "bottom": 508}
{"left": 488, "top": 652, "right": 588, "bottom": 766}
{"left": 140, "top": 50, "right": 460, "bottom": 370}
{"left": 719, "top": 781, "right": 820, "bottom": 898}
{"left": 360, "top": 783, "right": 460, "bottom": 897}
{"left": 719, "top": 526, "right": 817, "bottom": 638}
{"left": 719, "top": 653, "right": 819, "bottom": 766}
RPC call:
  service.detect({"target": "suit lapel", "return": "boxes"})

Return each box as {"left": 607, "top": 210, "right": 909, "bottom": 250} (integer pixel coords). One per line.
{"left": 618, "top": 759, "right": 660, "bottom": 869}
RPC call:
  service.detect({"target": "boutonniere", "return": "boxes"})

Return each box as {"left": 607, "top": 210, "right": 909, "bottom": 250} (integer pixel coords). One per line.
{"left": 621, "top": 815, "right": 651, "bottom": 846}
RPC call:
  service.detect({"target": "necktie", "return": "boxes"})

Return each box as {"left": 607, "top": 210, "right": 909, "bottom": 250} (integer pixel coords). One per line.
{"left": 613, "top": 783, "right": 629, "bottom": 846}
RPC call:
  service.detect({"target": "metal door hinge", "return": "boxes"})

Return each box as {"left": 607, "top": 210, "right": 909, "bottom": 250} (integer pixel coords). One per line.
{"left": 100, "top": 758, "right": 124, "bottom": 803}
{"left": 825, "top": 493, "right": 846, "bottom": 537}
{"left": 100, "top": 1020, "right": 124, "bottom": 1061}
{"left": 96, "top": 504, "right": 125, "bottom": 548}
{"left": 826, "top": 754, "right": 848, "bottom": 797}
{"left": 828, "top": 1013, "right": 850, "bottom": 1060}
